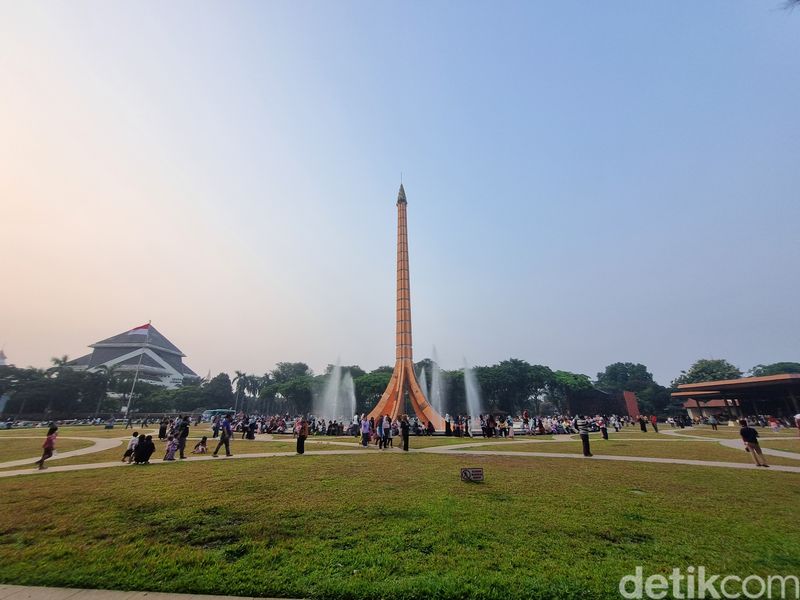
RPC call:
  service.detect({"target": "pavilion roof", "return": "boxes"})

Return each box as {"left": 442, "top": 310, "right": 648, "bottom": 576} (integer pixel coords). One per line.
{"left": 90, "top": 324, "right": 185, "bottom": 357}
{"left": 671, "top": 374, "right": 800, "bottom": 402}
{"left": 676, "top": 374, "right": 800, "bottom": 392}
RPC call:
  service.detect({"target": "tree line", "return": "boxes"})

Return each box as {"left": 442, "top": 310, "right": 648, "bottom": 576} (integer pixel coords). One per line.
{"left": 1, "top": 356, "right": 797, "bottom": 420}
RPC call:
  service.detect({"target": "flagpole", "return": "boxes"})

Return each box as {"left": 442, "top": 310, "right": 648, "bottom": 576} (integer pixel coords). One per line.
{"left": 124, "top": 321, "right": 150, "bottom": 417}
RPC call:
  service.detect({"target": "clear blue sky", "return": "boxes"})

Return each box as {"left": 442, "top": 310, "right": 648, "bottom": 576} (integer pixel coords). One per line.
{"left": 1, "top": 1, "right": 798, "bottom": 385}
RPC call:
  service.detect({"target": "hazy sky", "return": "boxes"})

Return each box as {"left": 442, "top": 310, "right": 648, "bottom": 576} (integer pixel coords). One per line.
{"left": 1, "top": 1, "right": 798, "bottom": 385}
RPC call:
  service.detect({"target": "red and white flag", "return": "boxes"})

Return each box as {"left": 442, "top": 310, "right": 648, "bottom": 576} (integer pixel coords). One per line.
{"left": 127, "top": 323, "right": 151, "bottom": 335}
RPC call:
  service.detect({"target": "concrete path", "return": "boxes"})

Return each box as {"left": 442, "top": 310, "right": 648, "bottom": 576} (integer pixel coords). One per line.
{"left": 428, "top": 448, "right": 800, "bottom": 473}
{"left": 0, "top": 437, "right": 124, "bottom": 470}
{"left": 0, "top": 448, "right": 378, "bottom": 479}
{"left": 0, "top": 584, "right": 291, "bottom": 600}
{"left": 717, "top": 438, "right": 800, "bottom": 461}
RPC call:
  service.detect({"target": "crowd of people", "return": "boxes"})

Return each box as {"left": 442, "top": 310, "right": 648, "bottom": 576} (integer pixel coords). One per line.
{"left": 27, "top": 409, "right": 800, "bottom": 469}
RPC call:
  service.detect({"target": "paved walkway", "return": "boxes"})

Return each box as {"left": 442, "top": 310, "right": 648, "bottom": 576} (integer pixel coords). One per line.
{"left": 717, "top": 437, "right": 800, "bottom": 461}
{"left": 0, "top": 584, "right": 290, "bottom": 600}
{"left": 0, "top": 437, "right": 123, "bottom": 470}
{"left": 431, "top": 448, "right": 800, "bottom": 473}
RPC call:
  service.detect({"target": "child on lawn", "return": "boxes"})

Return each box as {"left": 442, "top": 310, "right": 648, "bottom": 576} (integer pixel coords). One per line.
{"left": 35, "top": 425, "right": 58, "bottom": 470}
{"left": 163, "top": 435, "right": 178, "bottom": 461}
{"left": 192, "top": 436, "right": 208, "bottom": 454}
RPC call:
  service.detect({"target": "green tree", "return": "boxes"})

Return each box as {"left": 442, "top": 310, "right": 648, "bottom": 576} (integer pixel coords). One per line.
{"left": 596, "top": 363, "right": 654, "bottom": 393}
{"left": 546, "top": 371, "right": 593, "bottom": 414}
{"left": 472, "top": 360, "right": 554, "bottom": 415}
{"left": 275, "top": 375, "right": 314, "bottom": 414}
{"left": 91, "top": 365, "right": 121, "bottom": 416}
{"left": 272, "top": 362, "right": 312, "bottom": 383}
{"left": 749, "top": 362, "right": 800, "bottom": 377}
{"left": 596, "top": 362, "right": 671, "bottom": 416}
{"left": 118, "top": 379, "right": 161, "bottom": 414}
{"left": 445, "top": 369, "right": 465, "bottom": 414}
{"left": 232, "top": 370, "right": 248, "bottom": 413}
{"left": 528, "top": 364, "right": 556, "bottom": 415}
{"left": 325, "top": 364, "right": 366, "bottom": 380}
{"left": 202, "top": 373, "right": 234, "bottom": 409}
{"left": 258, "top": 363, "right": 315, "bottom": 414}
{"left": 671, "top": 359, "right": 742, "bottom": 387}
{"left": 47, "top": 355, "right": 71, "bottom": 377}
{"left": 354, "top": 370, "right": 393, "bottom": 414}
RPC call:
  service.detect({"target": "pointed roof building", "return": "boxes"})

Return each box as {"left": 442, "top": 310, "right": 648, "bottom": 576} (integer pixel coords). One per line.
{"left": 66, "top": 323, "right": 198, "bottom": 388}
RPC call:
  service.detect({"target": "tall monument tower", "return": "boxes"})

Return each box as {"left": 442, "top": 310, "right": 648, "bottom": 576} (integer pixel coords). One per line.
{"left": 368, "top": 184, "right": 445, "bottom": 430}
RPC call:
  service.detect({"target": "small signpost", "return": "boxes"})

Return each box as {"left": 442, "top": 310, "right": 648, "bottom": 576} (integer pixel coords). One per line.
{"left": 460, "top": 467, "right": 484, "bottom": 483}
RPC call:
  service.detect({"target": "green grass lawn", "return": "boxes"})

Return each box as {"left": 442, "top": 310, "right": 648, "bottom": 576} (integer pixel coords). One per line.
{"left": 0, "top": 453, "right": 798, "bottom": 599}
{"left": 0, "top": 438, "right": 95, "bottom": 462}
{"left": 760, "top": 439, "right": 800, "bottom": 453}
{"left": 669, "top": 427, "right": 799, "bottom": 439}
{"left": 0, "top": 426, "right": 155, "bottom": 439}
{"left": 0, "top": 439, "right": 355, "bottom": 470}
{"left": 472, "top": 439, "right": 800, "bottom": 466}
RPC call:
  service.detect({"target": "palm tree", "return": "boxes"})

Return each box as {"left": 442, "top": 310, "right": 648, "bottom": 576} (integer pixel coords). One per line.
{"left": 245, "top": 375, "right": 262, "bottom": 414}
{"left": 47, "top": 355, "right": 70, "bottom": 378}
{"left": 232, "top": 371, "right": 248, "bottom": 413}
{"left": 91, "top": 365, "right": 119, "bottom": 417}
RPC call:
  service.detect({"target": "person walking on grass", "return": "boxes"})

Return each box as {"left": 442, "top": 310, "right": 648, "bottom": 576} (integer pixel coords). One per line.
{"left": 212, "top": 413, "right": 233, "bottom": 457}
{"left": 650, "top": 414, "right": 659, "bottom": 433}
{"left": 382, "top": 415, "right": 391, "bottom": 449}
{"left": 34, "top": 425, "right": 58, "bottom": 470}
{"left": 387, "top": 418, "right": 395, "bottom": 448}
{"left": 401, "top": 415, "right": 410, "bottom": 451}
{"left": 597, "top": 416, "right": 608, "bottom": 440}
{"left": 708, "top": 415, "right": 719, "bottom": 431}
{"left": 360, "top": 414, "right": 370, "bottom": 447}
{"left": 739, "top": 419, "right": 769, "bottom": 468}
{"left": 573, "top": 415, "right": 592, "bottom": 457}
{"left": 296, "top": 417, "right": 309, "bottom": 455}
{"left": 177, "top": 416, "right": 190, "bottom": 459}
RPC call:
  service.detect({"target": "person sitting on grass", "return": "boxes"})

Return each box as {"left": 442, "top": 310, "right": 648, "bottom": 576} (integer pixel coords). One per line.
{"left": 739, "top": 419, "right": 769, "bottom": 468}
{"left": 132, "top": 434, "right": 148, "bottom": 464}
{"left": 122, "top": 431, "right": 139, "bottom": 463}
{"left": 143, "top": 435, "right": 156, "bottom": 463}
{"left": 192, "top": 436, "right": 208, "bottom": 454}
{"left": 34, "top": 425, "right": 58, "bottom": 470}
{"left": 163, "top": 435, "right": 178, "bottom": 461}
